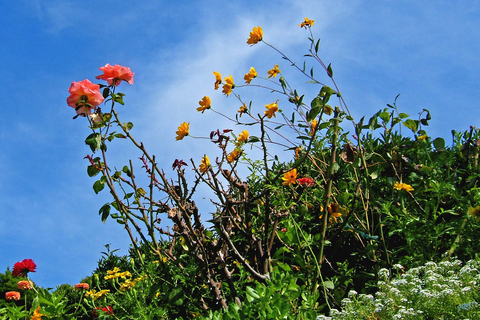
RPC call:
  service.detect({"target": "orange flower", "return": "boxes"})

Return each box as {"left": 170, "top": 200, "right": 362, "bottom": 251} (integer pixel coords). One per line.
{"left": 199, "top": 155, "right": 210, "bottom": 173}
{"left": 5, "top": 291, "right": 21, "bottom": 301}
{"left": 244, "top": 67, "right": 257, "bottom": 84}
{"left": 67, "top": 80, "right": 105, "bottom": 116}
{"left": 17, "top": 280, "right": 33, "bottom": 290}
{"left": 393, "top": 182, "right": 414, "bottom": 192}
{"left": 222, "top": 75, "right": 234, "bottom": 96}
{"left": 310, "top": 119, "right": 317, "bottom": 136}
{"left": 247, "top": 26, "right": 263, "bottom": 45}
{"left": 197, "top": 96, "right": 211, "bottom": 113}
{"left": 213, "top": 71, "right": 222, "bottom": 90}
{"left": 227, "top": 149, "right": 241, "bottom": 163}
{"left": 327, "top": 203, "right": 342, "bottom": 224}
{"left": 264, "top": 100, "right": 279, "bottom": 118}
{"left": 267, "top": 65, "right": 281, "bottom": 78}
{"left": 31, "top": 306, "right": 45, "bottom": 320}
{"left": 282, "top": 168, "right": 297, "bottom": 186}
{"left": 74, "top": 283, "right": 90, "bottom": 290}
{"left": 95, "top": 64, "right": 134, "bottom": 86}
{"left": 238, "top": 103, "right": 248, "bottom": 117}
{"left": 175, "top": 122, "right": 189, "bottom": 141}
{"left": 237, "top": 130, "right": 249, "bottom": 143}
{"left": 298, "top": 18, "right": 315, "bottom": 29}
{"left": 295, "top": 147, "right": 301, "bottom": 159}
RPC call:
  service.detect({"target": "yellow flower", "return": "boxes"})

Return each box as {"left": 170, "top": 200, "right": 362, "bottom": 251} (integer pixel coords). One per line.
{"left": 227, "top": 149, "right": 241, "bottom": 163}
{"left": 213, "top": 71, "right": 222, "bottom": 90}
{"left": 417, "top": 134, "right": 428, "bottom": 141}
{"left": 176, "top": 122, "right": 189, "bottom": 140}
{"left": 237, "top": 130, "right": 249, "bottom": 143}
{"left": 238, "top": 103, "right": 248, "bottom": 117}
{"left": 282, "top": 168, "right": 298, "bottom": 186}
{"left": 222, "top": 75, "right": 234, "bottom": 96}
{"left": 267, "top": 64, "right": 281, "bottom": 78}
{"left": 86, "top": 289, "right": 110, "bottom": 301}
{"left": 31, "top": 306, "right": 45, "bottom": 320}
{"left": 247, "top": 26, "right": 263, "bottom": 45}
{"left": 244, "top": 67, "right": 257, "bottom": 84}
{"left": 197, "top": 96, "right": 211, "bottom": 113}
{"left": 468, "top": 206, "right": 480, "bottom": 220}
{"left": 324, "top": 105, "right": 333, "bottom": 115}
{"left": 295, "top": 147, "right": 301, "bottom": 159}
{"left": 393, "top": 182, "right": 414, "bottom": 192}
{"left": 298, "top": 17, "right": 315, "bottom": 29}
{"left": 327, "top": 203, "right": 342, "bottom": 224}
{"left": 106, "top": 267, "right": 120, "bottom": 275}
{"left": 199, "top": 155, "right": 210, "bottom": 173}
{"left": 265, "top": 100, "right": 279, "bottom": 118}
{"left": 310, "top": 119, "right": 317, "bottom": 136}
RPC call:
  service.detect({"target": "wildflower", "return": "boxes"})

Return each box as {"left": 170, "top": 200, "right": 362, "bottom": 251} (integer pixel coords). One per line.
{"left": 197, "top": 96, "right": 211, "bottom": 113}
{"left": 17, "top": 280, "right": 33, "bottom": 290}
{"left": 310, "top": 119, "right": 317, "bottom": 136}
{"left": 297, "top": 177, "right": 314, "bottom": 187}
{"left": 213, "top": 71, "right": 222, "bottom": 90}
{"left": 267, "top": 64, "right": 281, "bottom": 78}
{"left": 468, "top": 206, "right": 480, "bottom": 220}
{"left": 417, "top": 134, "right": 428, "bottom": 141}
{"left": 31, "top": 306, "right": 45, "bottom": 320}
{"left": 199, "top": 155, "right": 210, "bottom": 173}
{"left": 12, "top": 259, "right": 37, "bottom": 277}
{"left": 237, "top": 130, "right": 249, "bottom": 143}
{"left": 264, "top": 100, "right": 279, "bottom": 118}
{"left": 227, "top": 149, "right": 241, "bottom": 163}
{"left": 74, "top": 283, "right": 90, "bottom": 290}
{"left": 5, "top": 291, "right": 20, "bottom": 301}
{"left": 95, "top": 64, "right": 134, "bottom": 86}
{"left": 295, "top": 147, "right": 301, "bottom": 159}
{"left": 238, "top": 103, "right": 248, "bottom": 117}
{"left": 67, "top": 80, "right": 105, "bottom": 115}
{"left": 119, "top": 279, "right": 137, "bottom": 291}
{"left": 280, "top": 228, "right": 287, "bottom": 232}
{"left": 86, "top": 289, "right": 110, "bottom": 301}
{"left": 175, "top": 122, "right": 189, "bottom": 140}
{"left": 93, "top": 306, "right": 114, "bottom": 318}
{"left": 222, "top": 75, "right": 234, "bottom": 96}
{"left": 324, "top": 105, "right": 333, "bottom": 115}
{"left": 327, "top": 203, "right": 343, "bottom": 223}
{"left": 247, "top": 26, "right": 263, "bottom": 45}
{"left": 282, "top": 168, "right": 298, "bottom": 186}
{"left": 298, "top": 17, "right": 315, "bottom": 29}
{"left": 393, "top": 182, "right": 414, "bottom": 192}
{"left": 244, "top": 67, "right": 257, "bottom": 84}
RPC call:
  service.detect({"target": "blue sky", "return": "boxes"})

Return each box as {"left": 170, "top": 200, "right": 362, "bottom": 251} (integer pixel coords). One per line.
{"left": 1, "top": 0, "right": 479, "bottom": 288}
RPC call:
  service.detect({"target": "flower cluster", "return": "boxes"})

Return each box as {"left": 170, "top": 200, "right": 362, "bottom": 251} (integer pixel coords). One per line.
{"left": 104, "top": 267, "right": 132, "bottom": 280}
{"left": 393, "top": 182, "right": 414, "bottom": 192}
{"left": 86, "top": 289, "right": 110, "bottom": 301}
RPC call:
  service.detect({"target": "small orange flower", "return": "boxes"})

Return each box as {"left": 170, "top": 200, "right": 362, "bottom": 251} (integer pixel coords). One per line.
{"left": 227, "top": 149, "right": 241, "bottom": 163}
{"left": 237, "top": 130, "right": 249, "bottom": 143}
{"left": 222, "top": 75, "right": 234, "bottom": 96}
{"left": 265, "top": 100, "right": 279, "bottom": 118}
{"left": 282, "top": 168, "right": 298, "bottom": 186}
{"left": 417, "top": 134, "right": 428, "bottom": 141}
{"left": 310, "top": 119, "right": 317, "bottom": 136}
{"left": 298, "top": 18, "right": 315, "bottom": 29}
{"left": 31, "top": 306, "right": 46, "bottom": 320}
{"left": 247, "top": 26, "right": 263, "bottom": 45}
{"left": 17, "top": 280, "right": 33, "bottom": 290}
{"left": 238, "top": 103, "right": 248, "bottom": 116}
{"left": 197, "top": 96, "right": 211, "bottom": 113}
{"left": 74, "top": 283, "right": 90, "bottom": 290}
{"left": 267, "top": 65, "right": 281, "bottom": 78}
{"left": 176, "top": 122, "right": 190, "bottom": 141}
{"left": 244, "top": 67, "right": 257, "bottom": 84}
{"left": 199, "top": 155, "right": 210, "bottom": 173}
{"left": 5, "top": 291, "right": 21, "bottom": 301}
{"left": 213, "top": 71, "right": 222, "bottom": 90}
{"left": 327, "top": 203, "right": 342, "bottom": 224}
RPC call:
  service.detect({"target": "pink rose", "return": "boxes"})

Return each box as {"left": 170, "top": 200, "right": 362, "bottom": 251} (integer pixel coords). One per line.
{"left": 95, "top": 64, "right": 134, "bottom": 86}
{"left": 67, "top": 79, "right": 104, "bottom": 115}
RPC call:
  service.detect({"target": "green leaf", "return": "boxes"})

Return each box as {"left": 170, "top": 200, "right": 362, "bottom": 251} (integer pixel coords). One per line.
{"left": 168, "top": 288, "right": 185, "bottom": 306}
{"left": 403, "top": 119, "right": 418, "bottom": 133}
{"left": 398, "top": 113, "right": 409, "bottom": 119}
{"left": 85, "top": 133, "right": 102, "bottom": 152}
{"left": 433, "top": 137, "right": 445, "bottom": 150}
{"left": 99, "top": 203, "right": 110, "bottom": 223}
{"left": 93, "top": 179, "right": 105, "bottom": 194}
{"left": 87, "top": 165, "right": 100, "bottom": 177}
{"left": 246, "top": 286, "right": 260, "bottom": 300}
{"left": 379, "top": 111, "right": 390, "bottom": 123}
{"left": 323, "top": 281, "right": 335, "bottom": 289}
{"left": 315, "top": 38, "right": 321, "bottom": 53}
{"left": 327, "top": 63, "right": 333, "bottom": 77}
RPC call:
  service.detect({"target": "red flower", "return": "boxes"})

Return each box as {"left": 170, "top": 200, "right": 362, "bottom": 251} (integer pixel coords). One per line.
{"left": 297, "top": 177, "right": 314, "bottom": 187}
{"left": 74, "top": 283, "right": 90, "bottom": 290}
{"left": 96, "top": 64, "right": 134, "bottom": 86}
{"left": 67, "top": 79, "right": 105, "bottom": 115}
{"left": 92, "top": 306, "right": 114, "bottom": 318}
{"left": 280, "top": 228, "right": 287, "bottom": 232}
{"left": 12, "top": 259, "right": 36, "bottom": 277}
{"left": 5, "top": 291, "right": 21, "bottom": 301}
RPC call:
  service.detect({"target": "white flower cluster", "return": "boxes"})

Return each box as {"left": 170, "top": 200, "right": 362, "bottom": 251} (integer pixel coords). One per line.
{"left": 317, "top": 258, "right": 480, "bottom": 319}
